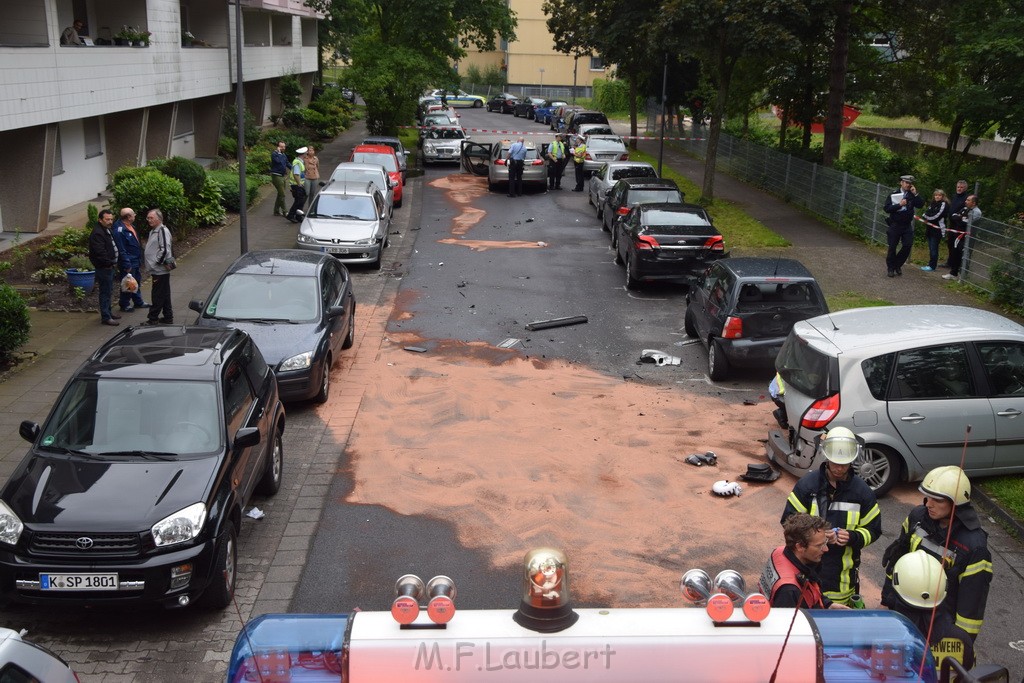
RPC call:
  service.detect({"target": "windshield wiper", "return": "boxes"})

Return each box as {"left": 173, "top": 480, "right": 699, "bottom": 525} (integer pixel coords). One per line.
{"left": 103, "top": 450, "right": 178, "bottom": 460}
{"left": 246, "top": 318, "right": 299, "bottom": 324}
{"left": 205, "top": 314, "right": 239, "bottom": 321}
{"left": 42, "top": 446, "right": 106, "bottom": 460}
{"left": 328, "top": 214, "right": 365, "bottom": 220}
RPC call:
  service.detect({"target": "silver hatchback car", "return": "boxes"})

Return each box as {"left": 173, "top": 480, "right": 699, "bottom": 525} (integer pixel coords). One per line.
{"left": 295, "top": 181, "right": 391, "bottom": 269}
{"left": 767, "top": 305, "right": 1024, "bottom": 494}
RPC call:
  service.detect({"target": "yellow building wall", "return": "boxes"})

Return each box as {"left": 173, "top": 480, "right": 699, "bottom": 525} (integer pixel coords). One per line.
{"left": 459, "top": 0, "right": 610, "bottom": 88}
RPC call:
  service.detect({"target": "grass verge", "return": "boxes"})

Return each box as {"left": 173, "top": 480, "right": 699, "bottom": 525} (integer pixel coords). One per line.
{"left": 627, "top": 148, "right": 789, "bottom": 251}
{"left": 826, "top": 291, "right": 894, "bottom": 312}
{"left": 979, "top": 476, "right": 1024, "bottom": 523}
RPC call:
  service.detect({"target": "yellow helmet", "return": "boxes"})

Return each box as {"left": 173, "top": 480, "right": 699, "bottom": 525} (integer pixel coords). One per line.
{"left": 819, "top": 426, "right": 861, "bottom": 465}
{"left": 919, "top": 465, "right": 971, "bottom": 506}
{"left": 892, "top": 550, "right": 947, "bottom": 609}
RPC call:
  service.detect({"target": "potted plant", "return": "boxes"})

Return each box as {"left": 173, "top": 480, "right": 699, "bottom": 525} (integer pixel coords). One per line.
{"left": 114, "top": 26, "right": 137, "bottom": 46}
{"left": 65, "top": 256, "right": 95, "bottom": 294}
{"left": 182, "top": 30, "right": 194, "bottom": 47}
{"left": 136, "top": 28, "right": 152, "bottom": 46}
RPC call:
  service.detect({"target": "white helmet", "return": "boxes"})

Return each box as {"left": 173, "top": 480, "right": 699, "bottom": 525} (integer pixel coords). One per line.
{"left": 919, "top": 465, "right": 971, "bottom": 506}
{"left": 892, "top": 550, "right": 947, "bottom": 609}
{"left": 819, "top": 426, "right": 861, "bottom": 465}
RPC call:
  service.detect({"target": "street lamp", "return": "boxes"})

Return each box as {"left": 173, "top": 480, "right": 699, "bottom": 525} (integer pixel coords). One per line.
{"left": 539, "top": 67, "right": 544, "bottom": 93}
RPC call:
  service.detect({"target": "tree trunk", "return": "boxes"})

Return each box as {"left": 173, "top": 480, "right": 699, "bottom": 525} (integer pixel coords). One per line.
{"left": 947, "top": 113, "right": 965, "bottom": 154}
{"left": 628, "top": 72, "right": 639, "bottom": 150}
{"left": 702, "top": 36, "right": 734, "bottom": 202}
{"left": 800, "top": 51, "right": 814, "bottom": 151}
{"left": 778, "top": 104, "right": 788, "bottom": 149}
{"left": 822, "top": 0, "right": 853, "bottom": 167}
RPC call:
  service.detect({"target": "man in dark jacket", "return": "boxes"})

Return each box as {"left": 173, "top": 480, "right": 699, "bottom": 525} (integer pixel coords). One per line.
{"left": 883, "top": 174, "right": 924, "bottom": 277}
{"left": 781, "top": 427, "right": 882, "bottom": 606}
{"left": 882, "top": 466, "right": 992, "bottom": 642}
{"left": 88, "top": 209, "right": 120, "bottom": 326}
{"left": 112, "top": 208, "right": 148, "bottom": 312}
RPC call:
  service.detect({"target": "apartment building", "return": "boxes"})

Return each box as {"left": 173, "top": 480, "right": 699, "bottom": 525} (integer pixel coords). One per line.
{"left": 459, "top": 0, "right": 609, "bottom": 92}
{"left": 0, "top": 0, "right": 321, "bottom": 233}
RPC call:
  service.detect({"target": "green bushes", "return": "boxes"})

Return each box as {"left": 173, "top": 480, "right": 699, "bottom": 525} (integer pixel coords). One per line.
{"left": 221, "top": 104, "right": 261, "bottom": 150}
{"left": 190, "top": 175, "right": 227, "bottom": 226}
{"left": 209, "top": 169, "right": 261, "bottom": 212}
{"left": 835, "top": 138, "right": 914, "bottom": 184}
{"left": 279, "top": 74, "right": 302, "bottom": 110}
{"left": 593, "top": 78, "right": 633, "bottom": 114}
{"left": 0, "top": 283, "right": 30, "bottom": 360}
{"left": 149, "top": 156, "right": 206, "bottom": 197}
{"left": 37, "top": 226, "right": 89, "bottom": 263}
{"left": 110, "top": 168, "right": 188, "bottom": 236}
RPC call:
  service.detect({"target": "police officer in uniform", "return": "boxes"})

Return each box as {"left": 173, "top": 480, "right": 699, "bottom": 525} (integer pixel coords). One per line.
{"left": 882, "top": 466, "right": 992, "bottom": 641}
{"left": 571, "top": 138, "right": 587, "bottom": 192}
{"left": 889, "top": 550, "right": 975, "bottom": 670}
{"left": 781, "top": 427, "right": 882, "bottom": 606}
{"left": 760, "top": 513, "right": 850, "bottom": 609}
{"left": 547, "top": 134, "right": 567, "bottom": 190}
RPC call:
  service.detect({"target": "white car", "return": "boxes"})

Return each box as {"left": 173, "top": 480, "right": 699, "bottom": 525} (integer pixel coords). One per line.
{"left": 295, "top": 180, "right": 392, "bottom": 269}
{"left": 0, "top": 628, "right": 78, "bottom": 682}
{"left": 581, "top": 134, "right": 629, "bottom": 175}
{"left": 327, "top": 162, "right": 396, "bottom": 218}
{"left": 422, "top": 126, "right": 469, "bottom": 165}
{"left": 588, "top": 161, "right": 658, "bottom": 218}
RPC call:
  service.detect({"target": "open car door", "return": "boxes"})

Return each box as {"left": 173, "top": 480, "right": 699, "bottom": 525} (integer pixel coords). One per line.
{"left": 461, "top": 141, "right": 492, "bottom": 176}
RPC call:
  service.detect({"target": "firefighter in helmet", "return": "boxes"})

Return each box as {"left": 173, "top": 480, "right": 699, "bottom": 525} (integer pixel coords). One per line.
{"left": 781, "top": 426, "right": 882, "bottom": 606}
{"left": 882, "top": 466, "right": 992, "bottom": 641}
{"left": 889, "top": 550, "right": 975, "bottom": 670}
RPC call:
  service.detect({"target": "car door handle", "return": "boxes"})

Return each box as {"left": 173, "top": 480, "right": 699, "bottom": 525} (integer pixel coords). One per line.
{"left": 900, "top": 414, "right": 926, "bottom": 423}
{"left": 997, "top": 408, "right": 1022, "bottom": 418}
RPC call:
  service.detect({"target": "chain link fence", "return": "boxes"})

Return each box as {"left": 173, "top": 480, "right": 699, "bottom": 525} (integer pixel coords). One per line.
{"left": 643, "top": 111, "right": 1024, "bottom": 303}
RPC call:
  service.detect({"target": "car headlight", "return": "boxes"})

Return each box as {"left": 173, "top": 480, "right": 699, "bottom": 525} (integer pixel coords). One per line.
{"left": 279, "top": 351, "right": 313, "bottom": 372}
{"left": 296, "top": 233, "right": 315, "bottom": 244}
{"left": 424, "top": 143, "right": 436, "bottom": 153}
{"left": 0, "top": 500, "right": 24, "bottom": 546}
{"left": 151, "top": 502, "right": 206, "bottom": 547}
{"left": 353, "top": 237, "right": 376, "bottom": 246}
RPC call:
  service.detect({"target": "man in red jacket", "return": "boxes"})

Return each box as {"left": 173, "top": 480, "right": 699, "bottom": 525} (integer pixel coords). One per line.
{"left": 760, "top": 513, "right": 850, "bottom": 610}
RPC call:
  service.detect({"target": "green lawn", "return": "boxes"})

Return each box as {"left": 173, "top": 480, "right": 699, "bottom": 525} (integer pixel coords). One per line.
{"left": 826, "top": 291, "right": 894, "bottom": 311}
{"left": 979, "top": 476, "right": 1024, "bottom": 526}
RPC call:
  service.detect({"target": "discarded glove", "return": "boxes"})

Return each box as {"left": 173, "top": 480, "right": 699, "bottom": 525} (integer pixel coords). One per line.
{"left": 712, "top": 480, "right": 742, "bottom": 497}
{"left": 685, "top": 454, "right": 705, "bottom": 467}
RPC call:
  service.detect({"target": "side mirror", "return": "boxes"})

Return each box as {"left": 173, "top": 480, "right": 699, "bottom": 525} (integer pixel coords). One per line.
{"left": 234, "top": 427, "right": 261, "bottom": 449}
{"left": 328, "top": 305, "right": 347, "bottom": 318}
{"left": 294, "top": 209, "right": 305, "bottom": 222}
{"left": 19, "top": 421, "right": 39, "bottom": 444}
{"left": 188, "top": 299, "right": 204, "bottom": 314}
{"left": 318, "top": 181, "right": 326, "bottom": 187}
{"left": 389, "top": 179, "right": 398, "bottom": 188}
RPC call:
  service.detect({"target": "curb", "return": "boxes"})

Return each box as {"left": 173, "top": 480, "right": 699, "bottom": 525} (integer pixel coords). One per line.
{"left": 972, "top": 485, "right": 1024, "bottom": 542}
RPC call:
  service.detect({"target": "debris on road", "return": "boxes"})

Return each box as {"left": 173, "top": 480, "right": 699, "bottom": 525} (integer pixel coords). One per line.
{"left": 742, "top": 399, "right": 757, "bottom": 406}
{"left": 711, "top": 480, "right": 742, "bottom": 497}
{"left": 404, "top": 346, "right": 428, "bottom": 353}
{"left": 526, "top": 218, "right": 535, "bottom": 223}
{"left": 740, "top": 463, "right": 781, "bottom": 483}
{"left": 684, "top": 451, "right": 717, "bottom": 467}
{"left": 525, "top": 315, "right": 588, "bottom": 331}
{"left": 497, "top": 338, "right": 522, "bottom": 349}
{"left": 639, "top": 349, "right": 681, "bottom": 366}
{"left": 457, "top": 281, "right": 468, "bottom": 288}
{"left": 246, "top": 507, "right": 265, "bottom": 520}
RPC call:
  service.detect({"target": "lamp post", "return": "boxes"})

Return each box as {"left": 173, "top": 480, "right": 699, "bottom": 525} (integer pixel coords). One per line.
{"left": 234, "top": 0, "right": 248, "bottom": 254}
{"left": 539, "top": 67, "right": 544, "bottom": 95}
{"left": 572, "top": 55, "right": 578, "bottom": 107}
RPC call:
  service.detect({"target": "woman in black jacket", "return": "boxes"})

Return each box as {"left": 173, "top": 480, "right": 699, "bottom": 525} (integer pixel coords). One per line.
{"left": 920, "top": 189, "right": 950, "bottom": 272}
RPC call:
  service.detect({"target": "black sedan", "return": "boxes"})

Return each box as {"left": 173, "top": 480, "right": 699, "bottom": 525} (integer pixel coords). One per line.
{"left": 189, "top": 249, "right": 356, "bottom": 403}
{"left": 613, "top": 203, "right": 726, "bottom": 290}
{"left": 513, "top": 96, "right": 547, "bottom": 119}
{"left": 486, "top": 93, "right": 520, "bottom": 113}
{"left": 684, "top": 258, "right": 828, "bottom": 380}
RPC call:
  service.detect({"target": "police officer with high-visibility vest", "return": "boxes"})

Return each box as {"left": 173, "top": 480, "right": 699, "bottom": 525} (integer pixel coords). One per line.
{"left": 286, "top": 146, "right": 308, "bottom": 223}
{"left": 888, "top": 550, "right": 975, "bottom": 670}
{"left": 571, "top": 138, "right": 587, "bottom": 192}
{"left": 546, "top": 134, "right": 567, "bottom": 190}
{"left": 780, "top": 427, "right": 882, "bottom": 606}
{"left": 882, "top": 466, "right": 992, "bottom": 642}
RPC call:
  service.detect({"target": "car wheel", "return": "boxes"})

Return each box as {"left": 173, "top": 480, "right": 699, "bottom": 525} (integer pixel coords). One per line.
{"left": 256, "top": 428, "right": 283, "bottom": 496}
{"left": 611, "top": 227, "right": 619, "bottom": 252}
{"left": 684, "top": 307, "right": 697, "bottom": 337}
{"left": 473, "top": 100, "right": 482, "bottom": 108}
{"left": 588, "top": 191, "right": 593, "bottom": 207}
{"left": 342, "top": 304, "right": 356, "bottom": 349}
{"left": 855, "top": 445, "right": 901, "bottom": 495}
{"left": 395, "top": 196, "right": 403, "bottom": 209}
{"left": 315, "top": 356, "right": 331, "bottom": 403}
{"left": 200, "top": 524, "right": 236, "bottom": 609}
{"left": 371, "top": 247, "right": 383, "bottom": 271}
{"left": 625, "top": 258, "right": 640, "bottom": 289}
{"left": 708, "top": 339, "right": 729, "bottom": 380}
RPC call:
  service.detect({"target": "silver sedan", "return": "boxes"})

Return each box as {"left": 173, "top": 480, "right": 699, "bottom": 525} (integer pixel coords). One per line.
{"left": 487, "top": 141, "right": 548, "bottom": 191}
{"left": 581, "top": 135, "right": 629, "bottom": 175}
{"left": 588, "top": 161, "right": 658, "bottom": 219}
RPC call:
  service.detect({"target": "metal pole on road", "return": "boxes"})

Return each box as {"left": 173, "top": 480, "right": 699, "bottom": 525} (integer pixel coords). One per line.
{"left": 234, "top": 0, "right": 249, "bottom": 255}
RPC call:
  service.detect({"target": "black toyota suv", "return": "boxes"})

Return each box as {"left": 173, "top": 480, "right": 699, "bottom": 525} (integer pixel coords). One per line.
{"left": 685, "top": 257, "right": 828, "bottom": 380}
{"left": 602, "top": 177, "right": 686, "bottom": 237}
{"left": 0, "top": 326, "right": 286, "bottom": 610}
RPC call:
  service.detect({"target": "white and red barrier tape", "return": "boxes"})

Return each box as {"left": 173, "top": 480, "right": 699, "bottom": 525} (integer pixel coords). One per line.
{"left": 402, "top": 125, "right": 705, "bottom": 141}
{"left": 914, "top": 214, "right": 968, "bottom": 236}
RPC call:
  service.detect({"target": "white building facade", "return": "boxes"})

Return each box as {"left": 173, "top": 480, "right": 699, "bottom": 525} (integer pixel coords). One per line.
{"left": 0, "top": 0, "right": 321, "bottom": 232}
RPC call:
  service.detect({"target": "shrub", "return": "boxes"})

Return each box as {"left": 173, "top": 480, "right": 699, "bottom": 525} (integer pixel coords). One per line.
{"left": 32, "top": 266, "right": 68, "bottom": 284}
{"left": 68, "top": 255, "right": 93, "bottom": 271}
{"left": 279, "top": 74, "right": 302, "bottom": 110}
{"left": 110, "top": 168, "right": 187, "bottom": 237}
{"left": 281, "top": 108, "right": 306, "bottom": 129}
{"left": 221, "top": 104, "right": 261, "bottom": 150}
{"left": 246, "top": 144, "right": 273, "bottom": 176}
{"left": 209, "top": 169, "right": 260, "bottom": 212}
{"left": 593, "top": 78, "right": 632, "bottom": 113}
{"left": 218, "top": 135, "right": 238, "bottom": 158}
{"left": 86, "top": 203, "right": 99, "bottom": 225}
{"left": 149, "top": 156, "right": 207, "bottom": 197}
{"left": 0, "top": 283, "right": 30, "bottom": 360}
{"left": 835, "top": 138, "right": 897, "bottom": 183}
{"left": 38, "top": 227, "right": 90, "bottom": 264}
{"left": 189, "top": 175, "right": 227, "bottom": 226}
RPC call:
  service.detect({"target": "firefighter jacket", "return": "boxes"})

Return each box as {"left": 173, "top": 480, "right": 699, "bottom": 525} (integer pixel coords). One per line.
{"left": 900, "top": 604, "right": 976, "bottom": 670}
{"left": 759, "top": 546, "right": 827, "bottom": 609}
{"left": 781, "top": 464, "right": 882, "bottom": 603}
{"left": 881, "top": 504, "right": 992, "bottom": 639}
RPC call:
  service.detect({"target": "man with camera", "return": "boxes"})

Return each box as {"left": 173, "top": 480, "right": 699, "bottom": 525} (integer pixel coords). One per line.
{"left": 883, "top": 174, "right": 924, "bottom": 277}
{"left": 943, "top": 195, "right": 981, "bottom": 281}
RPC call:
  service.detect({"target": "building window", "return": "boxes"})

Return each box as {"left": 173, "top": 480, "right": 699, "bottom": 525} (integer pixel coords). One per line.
{"left": 0, "top": 3, "right": 50, "bottom": 47}
{"left": 53, "top": 129, "right": 64, "bottom": 176}
{"left": 174, "top": 101, "right": 194, "bottom": 138}
{"left": 589, "top": 56, "right": 604, "bottom": 70}
{"left": 83, "top": 117, "right": 103, "bottom": 159}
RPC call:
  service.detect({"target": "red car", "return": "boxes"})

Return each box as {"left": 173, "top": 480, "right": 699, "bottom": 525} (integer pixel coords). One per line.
{"left": 350, "top": 144, "right": 404, "bottom": 208}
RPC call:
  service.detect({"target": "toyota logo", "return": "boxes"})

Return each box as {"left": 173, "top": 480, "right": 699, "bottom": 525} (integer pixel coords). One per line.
{"left": 76, "top": 537, "right": 94, "bottom": 550}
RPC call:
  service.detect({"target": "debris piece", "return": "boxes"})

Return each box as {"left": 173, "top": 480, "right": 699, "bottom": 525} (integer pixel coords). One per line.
{"left": 497, "top": 338, "right": 522, "bottom": 349}
{"left": 537, "top": 241, "right": 547, "bottom": 246}
{"left": 457, "top": 281, "right": 468, "bottom": 288}
{"left": 742, "top": 399, "right": 757, "bottom": 406}
{"left": 712, "top": 480, "right": 742, "bottom": 497}
{"left": 639, "top": 349, "right": 681, "bottom": 366}
{"left": 685, "top": 454, "right": 704, "bottom": 467}
{"left": 740, "top": 463, "right": 781, "bottom": 483}
{"left": 525, "top": 315, "right": 588, "bottom": 331}
{"left": 246, "top": 507, "right": 265, "bottom": 520}
{"left": 526, "top": 218, "right": 535, "bottom": 223}
{"left": 685, "top": 451, "right": 717, "bottom": 466}
{"left": 438, "top": 262, "right": 444, "bottom": 266}
{"left": 404, "top": 346, "right": 428, "bottom": 353}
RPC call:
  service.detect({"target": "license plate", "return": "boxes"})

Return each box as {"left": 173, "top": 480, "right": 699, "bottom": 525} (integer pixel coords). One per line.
{"left": 40, "top": 573, "right": 118, "bottom": 591}
{"left": 325, "top": 247, "right": 349, "bottom": 254}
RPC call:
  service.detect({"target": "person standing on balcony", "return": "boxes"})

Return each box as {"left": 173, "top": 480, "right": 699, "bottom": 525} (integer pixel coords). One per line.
{"left": 61, "top": 19, "right": 86, "bottom": 46}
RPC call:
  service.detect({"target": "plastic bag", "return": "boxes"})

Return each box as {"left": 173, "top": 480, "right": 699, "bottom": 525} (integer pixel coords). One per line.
{"left": 121, "top": 273, "right": 138, "bottom": 293}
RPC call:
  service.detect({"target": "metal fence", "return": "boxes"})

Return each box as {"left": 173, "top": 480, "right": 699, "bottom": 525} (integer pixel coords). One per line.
{"left": 459, "top": 84, "right": 591, "bottom": 102}
{"left": 646, "top": 117, "right": 1023, "bottom": 301}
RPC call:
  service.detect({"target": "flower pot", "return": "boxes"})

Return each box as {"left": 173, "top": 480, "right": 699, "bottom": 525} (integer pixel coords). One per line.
{"left": 66, "top": 269, "right": 96, "bottom": 294}
{"left": 127, "top": 40, "right": 134, "bottom": 46}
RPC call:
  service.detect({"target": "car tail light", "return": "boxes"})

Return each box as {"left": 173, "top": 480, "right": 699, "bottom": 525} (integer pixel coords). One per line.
{"left": 722, "top": 316, "right": 743, "bottom": 338}
{"left": 801, "top": 393, "right": 840, "bottom": 430}
{"left": 635, "top": 235, "right": 659, "bottom": 250}
{"left": 704, "top": 236, "right": 725, "bottom": 252}
{"left": 620, "top": 153, "right": 629, "bottom": 160}
{"left": 495, "top": 159, "right": 506, "bottom": 166}
{"left": 530, "top": 159, "right": 545, "bottom": 165}
{"left": 617, "top": 206, "right": 630, "bottom": 216}
{"left": 585, "top": 153, "right": 593, "bottom": 160}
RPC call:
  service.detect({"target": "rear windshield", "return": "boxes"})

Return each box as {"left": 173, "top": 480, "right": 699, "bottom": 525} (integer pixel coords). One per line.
{"left": 500, "top": 147, "right": 540, "bottom": 160}
{"left": 776, "top": 332, "right": 831, "bottom": 398}
{"left": 352, "top": 152, "right": 397, "bottom": 172}
{"left": 628, "top": 189, "right": 684, "bottom": 205}
{"left": 735, "top": 282, "right": 824, "bottom": 309}
{"left": 576, "top": 113, "right": 609, "bottom": 125}
{"left": 612, "top": 167, "right": 656, "bottom": 181}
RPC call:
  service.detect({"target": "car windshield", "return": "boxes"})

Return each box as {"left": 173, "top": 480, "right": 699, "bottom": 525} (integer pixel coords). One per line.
{"left": 206, "top": 273, "right": 319, "bottom": 322}
{"left": 425, "top": 128, "right": 465, "bottom": 140}
{"left": 776, "top": 333, "right": 832, "bottom": 398}
{"left": 612, "top": 167, "right": 656, "bottom": 180}
{"left": 423, "top": 116, "right": 455, "bottom": 126}
{"left": 40, "top": 379, "right": 221, "bottom": 455}
{"left": 312, "top": 193, "right": 378, "bottom": 220}
{"left": 629, "top": 189, "right": 683, "bottom": 204}
{"left": 352, "top": 152, "right": 397, "bottom": 172}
